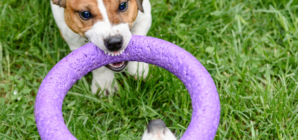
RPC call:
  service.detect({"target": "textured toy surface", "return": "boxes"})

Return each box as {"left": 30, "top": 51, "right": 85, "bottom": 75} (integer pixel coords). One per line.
{"left": 34, "top": 35, "right": 220, "bottom": 140}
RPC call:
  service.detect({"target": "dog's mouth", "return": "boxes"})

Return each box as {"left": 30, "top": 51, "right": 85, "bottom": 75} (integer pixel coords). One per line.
{"left": 105, "top": 61, "right": 128, "bottom": 72}
{"left": 104, "top": 50, "right": 128, "bottom": 72}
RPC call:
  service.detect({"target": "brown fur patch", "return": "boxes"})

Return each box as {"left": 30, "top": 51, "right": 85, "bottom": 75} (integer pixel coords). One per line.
{"left": 103, "top": 0, "right": 139, "bottom": 28}
{"left": 64, "top": 0, "right": 103, "bottom": 36}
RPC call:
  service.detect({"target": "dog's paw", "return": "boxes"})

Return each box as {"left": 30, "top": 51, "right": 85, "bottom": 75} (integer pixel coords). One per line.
{"left": 91, "top": 67, "right": 118, "bottom": 97}
{"left": 127, "top": 61, "right": 149, "bottom": 80}
{"left": 91, "top": 78, "right": 118, "bottom": 97}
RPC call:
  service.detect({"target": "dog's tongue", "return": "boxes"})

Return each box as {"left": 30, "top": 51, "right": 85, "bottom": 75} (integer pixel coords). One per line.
{"left": 112, "top": 62, "right": 123, "bottom": 65}
{"left": 111, "top": 61, "right": 124, "bottom": 67}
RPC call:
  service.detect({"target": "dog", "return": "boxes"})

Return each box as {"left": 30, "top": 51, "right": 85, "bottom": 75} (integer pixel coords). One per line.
{"left": 50, "top": 0, "right": 152, "bottom": 95}
{"left": 141, "top": 119, "right": 176, "bottom": 140}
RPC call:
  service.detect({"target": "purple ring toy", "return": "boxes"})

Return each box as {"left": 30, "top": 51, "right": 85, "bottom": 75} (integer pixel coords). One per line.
{"left": 34, "top": 35, "right": 220, "bottom": 140}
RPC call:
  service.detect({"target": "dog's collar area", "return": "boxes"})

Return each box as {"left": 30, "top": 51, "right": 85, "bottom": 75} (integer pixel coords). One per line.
{"left": 105, "top": 61, "right": 128, "bottom": 72}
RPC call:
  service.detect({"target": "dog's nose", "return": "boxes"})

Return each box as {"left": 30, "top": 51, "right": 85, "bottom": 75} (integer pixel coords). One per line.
{"left": 104, "top": 35, "right": 123, "bottom": 51}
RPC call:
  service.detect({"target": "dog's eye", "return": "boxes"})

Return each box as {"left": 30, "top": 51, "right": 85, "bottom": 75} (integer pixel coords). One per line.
{"left": 79, "top": 11, "right": 92, "bottom": 20}
{"left": 119, "top": 2, "right": 128, "bottom": 11}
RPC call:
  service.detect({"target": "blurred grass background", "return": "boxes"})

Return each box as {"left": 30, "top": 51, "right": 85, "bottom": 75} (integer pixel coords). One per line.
{"left": 0, "top": 0, "right": 298, "bottom": 139}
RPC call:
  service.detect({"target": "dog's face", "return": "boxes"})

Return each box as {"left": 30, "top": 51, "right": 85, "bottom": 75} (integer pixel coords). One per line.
{"left": 52, "top": 0, "right": 143, "bottom": 71}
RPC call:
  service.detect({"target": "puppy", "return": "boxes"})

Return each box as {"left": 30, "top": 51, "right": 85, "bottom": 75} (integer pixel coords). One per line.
{"left": 141, "top": 119, "right": 177, "bottom": 140}
{"left": 50, "top": 0, "right": 152, "bottom": 95}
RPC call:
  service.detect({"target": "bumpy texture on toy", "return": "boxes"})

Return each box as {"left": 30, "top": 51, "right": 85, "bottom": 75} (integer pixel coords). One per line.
{"left": 34, "top": 35, "right": 220, "bottom": 140}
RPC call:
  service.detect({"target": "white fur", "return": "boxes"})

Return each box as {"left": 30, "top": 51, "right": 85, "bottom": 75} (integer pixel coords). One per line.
{"left": 127, "top": 0, "right": 151, "bottom": 80}
{"left": 127, "top": 61, "right": 149, "bottom": 80}
{"left": 50, "top": 0, "right": 152, "bottom": 94}
{"left": 141, "top": 128, "right": 177, "bottom": 140}
{"left": 97, "top": 0, "right": 109, "bottom": 23}
{"left": 91, "top": 67, "right": 117, "bottom": 95}
{"left": 131, "top": 0, "right": 152, "bottom": 36}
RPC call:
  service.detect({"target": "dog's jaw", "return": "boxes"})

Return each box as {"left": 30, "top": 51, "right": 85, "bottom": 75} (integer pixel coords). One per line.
{"left": 83, "top": 0, "right": 132, "bottom": 55}
{"left": 85, "top": 22, "right": 132, "bottom": 55}
{"left": 85, "top": 21, "right": 131, "bottom": 72}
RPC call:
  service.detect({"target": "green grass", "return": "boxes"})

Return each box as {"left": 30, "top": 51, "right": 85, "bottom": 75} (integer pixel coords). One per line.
{"left": 1, "top": 0, "right": 298, "bottom": 139}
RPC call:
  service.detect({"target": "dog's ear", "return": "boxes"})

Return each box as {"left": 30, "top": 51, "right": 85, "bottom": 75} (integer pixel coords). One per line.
{"left": 52, "top": 0, "right": 66, "bottom": 8}
{"left": 135, "top": 0, "right": 144, "bottom": 13}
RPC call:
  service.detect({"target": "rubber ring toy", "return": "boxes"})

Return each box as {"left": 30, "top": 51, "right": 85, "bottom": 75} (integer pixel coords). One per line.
{"left": 34, "top": 35, "right": 220, "bottom": 140}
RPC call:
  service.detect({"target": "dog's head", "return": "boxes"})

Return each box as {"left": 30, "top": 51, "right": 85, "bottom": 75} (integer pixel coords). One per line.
{"left": 52, "top": 0, "right": 144, "bottom": 71}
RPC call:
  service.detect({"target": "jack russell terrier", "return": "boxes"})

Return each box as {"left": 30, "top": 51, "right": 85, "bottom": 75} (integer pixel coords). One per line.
{"left": 50, "top": 0, "right": 152, "bottom": 95}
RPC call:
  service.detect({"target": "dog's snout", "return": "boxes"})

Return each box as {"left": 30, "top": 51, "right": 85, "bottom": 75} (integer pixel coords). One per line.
{"left": 104, "top": 35, "right": 123, "bottom": 51}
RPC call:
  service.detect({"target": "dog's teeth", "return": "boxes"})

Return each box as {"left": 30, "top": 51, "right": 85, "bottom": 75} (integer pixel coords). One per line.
{"left": 104, "top": 51, "right": 107, "bottom": 55}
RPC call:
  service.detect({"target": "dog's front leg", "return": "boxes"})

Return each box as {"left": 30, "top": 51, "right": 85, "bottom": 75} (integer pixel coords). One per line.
{"left": 127, "top": 62, "right": 149, "bottom": 80}
{"left": 127, "top": 0, "right": 152, "bottom": 80}
{"left": 91, "top": 67, "right": 118, "bottom": 96}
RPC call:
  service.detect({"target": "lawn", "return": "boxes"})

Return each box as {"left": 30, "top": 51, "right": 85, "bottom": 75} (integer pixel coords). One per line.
{"left": 1, "top": 0, "right": 298, "bottom": 139}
